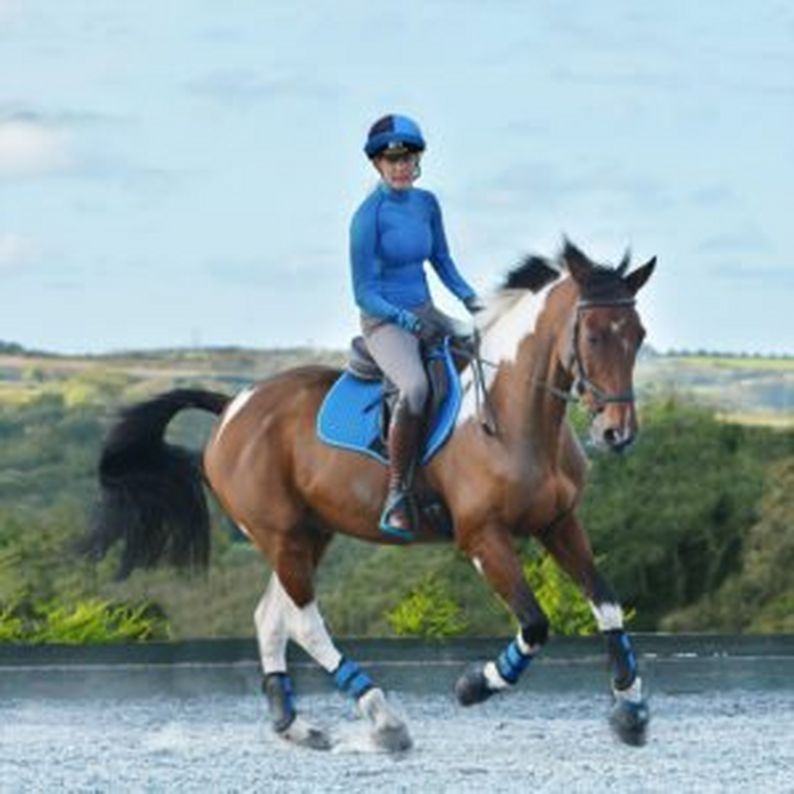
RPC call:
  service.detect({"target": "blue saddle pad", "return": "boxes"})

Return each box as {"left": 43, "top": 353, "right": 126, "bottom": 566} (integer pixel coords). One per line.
{"left": 316, "top": 338, "right": 462, "bottom": 465}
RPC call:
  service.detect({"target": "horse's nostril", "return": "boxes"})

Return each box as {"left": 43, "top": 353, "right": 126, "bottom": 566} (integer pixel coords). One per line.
{"left": 604, "top": 427, "right": 635, "bottom": 453}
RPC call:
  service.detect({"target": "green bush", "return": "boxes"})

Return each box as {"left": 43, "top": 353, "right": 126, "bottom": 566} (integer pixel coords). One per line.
{"left": 0, "top": 599, "right": 171, "bottom": 644}
{"left": 385, "top": 576, "right": 469, "bottom": 638}
{"left": 522, "top": 552, "right": 597, "bottom": 636}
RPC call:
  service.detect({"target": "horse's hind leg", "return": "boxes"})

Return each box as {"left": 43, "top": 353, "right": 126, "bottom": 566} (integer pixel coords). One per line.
{"left": 540, "top": 514, "right": 650, "bottom": 746}
{"left": 259, "top": 528, "right": 412, "bottom": 752}
{"left": 254, "top": 575, "right": 331, "bottom": 750}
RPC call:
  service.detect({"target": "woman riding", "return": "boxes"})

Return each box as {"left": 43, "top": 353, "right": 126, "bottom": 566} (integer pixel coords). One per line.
{"left": 350, "top": 113, "right": 484, "bottom": 539}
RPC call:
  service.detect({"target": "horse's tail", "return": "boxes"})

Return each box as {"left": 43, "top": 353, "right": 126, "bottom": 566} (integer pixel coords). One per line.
{"left": 81, "top": 388, "right": 231, "bottom": 579}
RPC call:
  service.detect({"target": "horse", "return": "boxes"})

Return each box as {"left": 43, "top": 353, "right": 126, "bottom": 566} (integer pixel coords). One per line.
{"left": 83, "top": 239, "right": 656, "bottom": 751}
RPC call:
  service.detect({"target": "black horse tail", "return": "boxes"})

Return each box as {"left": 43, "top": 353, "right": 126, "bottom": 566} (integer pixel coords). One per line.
{"left": 81, "top": 388, "right": 231, "bottom": 579}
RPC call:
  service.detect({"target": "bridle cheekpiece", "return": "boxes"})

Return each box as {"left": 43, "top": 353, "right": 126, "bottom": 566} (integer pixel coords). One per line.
{"left": 569, "top": 296, "right": 637, "bottom": 409}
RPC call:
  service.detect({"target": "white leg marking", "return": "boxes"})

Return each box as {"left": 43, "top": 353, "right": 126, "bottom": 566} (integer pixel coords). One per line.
{"left": 216, "top": 386, "right": 256, "bottom": 440}
{"left": 515, "top": 630, "right": 539, "bottom": 656}
{"left": 289, "top": 600, "right": 343, "bottom": 672}
{"left": 261, "top": 574, "right": 341, "bottom": 672}
{"left": 254, "top": 576, "right": 288, "bottom": 673}
{"left": 614, "top": 676, "right": 644, "bottom": 704}
{"left": 483, "top": 661, "right": 510, "bottom": 690}
{"left": 257, "top": 575, "right": 343, "bottom": 673}
{"left": 589, "top": 601, "right": 624, "bottom": 631}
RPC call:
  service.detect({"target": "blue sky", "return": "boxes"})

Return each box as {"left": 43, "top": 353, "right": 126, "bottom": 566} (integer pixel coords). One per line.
{"left": 1, "top": 0, "right": 792, "bottom": 354}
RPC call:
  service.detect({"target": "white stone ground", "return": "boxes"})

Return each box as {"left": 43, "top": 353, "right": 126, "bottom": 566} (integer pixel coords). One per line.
{"left": 2, "top": 688, "right": 792, "bottom": 793}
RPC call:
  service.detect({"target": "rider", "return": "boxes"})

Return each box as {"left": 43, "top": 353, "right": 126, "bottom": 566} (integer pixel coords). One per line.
{"left": 350, "top": 113, "right": 485, "bottom": 538}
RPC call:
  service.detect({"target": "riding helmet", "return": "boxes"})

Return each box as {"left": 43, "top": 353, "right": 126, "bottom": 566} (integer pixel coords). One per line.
{"left": 364, "top": 114, "right": 426, "bottom": 158}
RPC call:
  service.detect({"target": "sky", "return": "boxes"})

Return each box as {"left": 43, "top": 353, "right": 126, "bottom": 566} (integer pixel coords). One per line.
{"left": 1, "top": 0, "right": 793, "bottom": 355}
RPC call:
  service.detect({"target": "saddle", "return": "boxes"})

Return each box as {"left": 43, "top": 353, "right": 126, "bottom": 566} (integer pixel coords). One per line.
{"left": 346, "top": 334, "right": 458, "bottom": 451}
{"left": 317, "top": 333, "right": 474, "bottom": 538}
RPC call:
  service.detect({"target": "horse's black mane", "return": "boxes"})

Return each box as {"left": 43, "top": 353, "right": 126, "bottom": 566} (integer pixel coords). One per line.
{"left": 503, "top": 241, "right": 632, "bottom": 301}
{"left": 502, "top": 255, "right": 561, "bottom": 292}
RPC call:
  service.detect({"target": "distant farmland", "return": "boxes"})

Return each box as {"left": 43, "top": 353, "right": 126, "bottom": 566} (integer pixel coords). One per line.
{"left": 0, "top": 345, "right": 791, "bottom": 426}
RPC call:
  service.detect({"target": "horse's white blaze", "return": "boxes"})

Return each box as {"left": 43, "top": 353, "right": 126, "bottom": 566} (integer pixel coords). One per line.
{"left": 472, "top": 557, "right": 484, "bottom": 576}
{"left": 216, "top": 386, "right": 256, "bottom": 440}
{"left": 456, "top": 283, "right": 556, "bottom": 427}
{"left": 255, "top": 574, "right": 343, "bottom": 674}
{"left": 589, "top": 601, "right": 624, "bottom": 631}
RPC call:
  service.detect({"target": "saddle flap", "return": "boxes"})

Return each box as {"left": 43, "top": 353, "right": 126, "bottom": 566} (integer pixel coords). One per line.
{"left": 347, "top": 336, "right": 382, "bottom": 381}
{"left": 318, "top": 336, "right": 463, "bottom": 467}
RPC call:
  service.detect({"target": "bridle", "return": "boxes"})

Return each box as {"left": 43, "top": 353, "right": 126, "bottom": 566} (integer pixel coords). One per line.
{"left": 450, "top": 294, "right": 639, "bottom": 434}
{"left": 525, "top": 295, "right": 638, "bottom": 412}
{"left": 569, "top": 297, "right": 637, "bottom": 409}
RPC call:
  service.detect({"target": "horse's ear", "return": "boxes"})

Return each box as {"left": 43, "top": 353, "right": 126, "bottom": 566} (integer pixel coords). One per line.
{"left": 561, "top": 237, "right": 592, "bottom": 285}
{"left": 617, "top": 247, "right": 631, "bottom": 276}
{"left": 624, "top": 256, "right": 656, "bottom": 295}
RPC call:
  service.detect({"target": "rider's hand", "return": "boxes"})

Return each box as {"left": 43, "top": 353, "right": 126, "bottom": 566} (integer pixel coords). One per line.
{"left": 464, "top": 294, "right": 486, "bottom": 315}
{"left": 397, "top": 309, "right": 423, "bottom": 336}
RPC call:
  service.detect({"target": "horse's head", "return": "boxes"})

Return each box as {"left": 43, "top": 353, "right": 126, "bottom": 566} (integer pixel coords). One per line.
{"left": 559, "top": 239, "right": 656, "bottom": 452}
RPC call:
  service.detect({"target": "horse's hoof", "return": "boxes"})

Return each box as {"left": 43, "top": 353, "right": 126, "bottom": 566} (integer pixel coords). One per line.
{"left": 609, "top": 698, "right": 650, "bottom": 747}
{"left": 455, "top": 663, "right": 496, "bottom": 706}
{"left": 278, "top": 715, "right": 332, "bottom": 751}
{"left": 358, "top": 687, "right": 413, "bottom": 753}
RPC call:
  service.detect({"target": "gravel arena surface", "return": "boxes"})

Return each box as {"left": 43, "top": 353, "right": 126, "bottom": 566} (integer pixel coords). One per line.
{"left": 1, "top": 641, "right": 793, "bottom": 793}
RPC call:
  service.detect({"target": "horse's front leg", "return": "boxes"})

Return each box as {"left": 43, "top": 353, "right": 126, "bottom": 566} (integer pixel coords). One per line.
{"left": 455, "top": 523, "right": 550, "bottom": 705}
{"left": 540, "top": 513, "right": 650, "bottom": 746}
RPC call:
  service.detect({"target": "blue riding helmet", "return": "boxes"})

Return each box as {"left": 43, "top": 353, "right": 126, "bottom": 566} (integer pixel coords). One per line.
{"left": 364, "top": 114, "right": 426, "bottom": 158}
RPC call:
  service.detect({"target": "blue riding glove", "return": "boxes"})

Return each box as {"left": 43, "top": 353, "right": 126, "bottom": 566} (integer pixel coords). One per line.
{"left": 396, "top": 309, "right": 423, "bottom": 335}
{"left": 464, "top": 294, "right": 486, "bottom": 315}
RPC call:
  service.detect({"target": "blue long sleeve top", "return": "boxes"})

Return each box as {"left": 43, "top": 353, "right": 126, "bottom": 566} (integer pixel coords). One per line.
{"left": 350, "top": 183, "right": 476, "bottom": 331}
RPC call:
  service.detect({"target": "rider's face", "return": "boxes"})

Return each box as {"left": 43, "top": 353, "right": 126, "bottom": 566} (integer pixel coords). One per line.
{"left": 374, "top": 151, "right": 420, "bottom": 191}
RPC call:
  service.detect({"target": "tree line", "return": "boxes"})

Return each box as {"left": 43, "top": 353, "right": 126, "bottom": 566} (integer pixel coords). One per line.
{"left": 0, "top": 370, "right": 791, "bottom": 641}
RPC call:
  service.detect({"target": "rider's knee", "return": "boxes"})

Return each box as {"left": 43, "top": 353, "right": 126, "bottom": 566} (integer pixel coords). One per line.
{"left": 403, "top": 378, "right": 428, "bottom": 415}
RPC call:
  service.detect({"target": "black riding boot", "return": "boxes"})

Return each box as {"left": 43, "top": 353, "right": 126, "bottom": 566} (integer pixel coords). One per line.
{"left": 379, "top": 400, "right": 423, "bottom": 540}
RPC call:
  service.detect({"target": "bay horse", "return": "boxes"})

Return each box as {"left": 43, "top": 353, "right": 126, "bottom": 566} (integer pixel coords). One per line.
{"left": 84, "top": 240, "right": 656, "bottom": 751}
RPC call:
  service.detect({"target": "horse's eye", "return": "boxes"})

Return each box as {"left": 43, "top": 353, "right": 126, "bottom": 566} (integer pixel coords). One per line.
{"left": 587, "top": 334, "right": 600, "bottom": 346}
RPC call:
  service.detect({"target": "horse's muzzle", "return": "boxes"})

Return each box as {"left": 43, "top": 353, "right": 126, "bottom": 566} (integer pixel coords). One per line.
{"left": 591, "top": 407, "right": 637, "bottom": 453}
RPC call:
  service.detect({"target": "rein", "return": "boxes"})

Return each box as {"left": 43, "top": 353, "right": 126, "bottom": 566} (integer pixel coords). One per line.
{"left": 454, "top": 296, "right": 638, "bottom": 417}
{"left": 449, "top": 332, "right": 499, "bottom": 436}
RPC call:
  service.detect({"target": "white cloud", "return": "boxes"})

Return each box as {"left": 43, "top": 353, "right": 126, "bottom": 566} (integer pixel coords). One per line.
{"left": 0, "top": 120, "right": 72, "bottom": 177}
{"left": 0, "top": 232, "right": 33, "bottom": 270}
